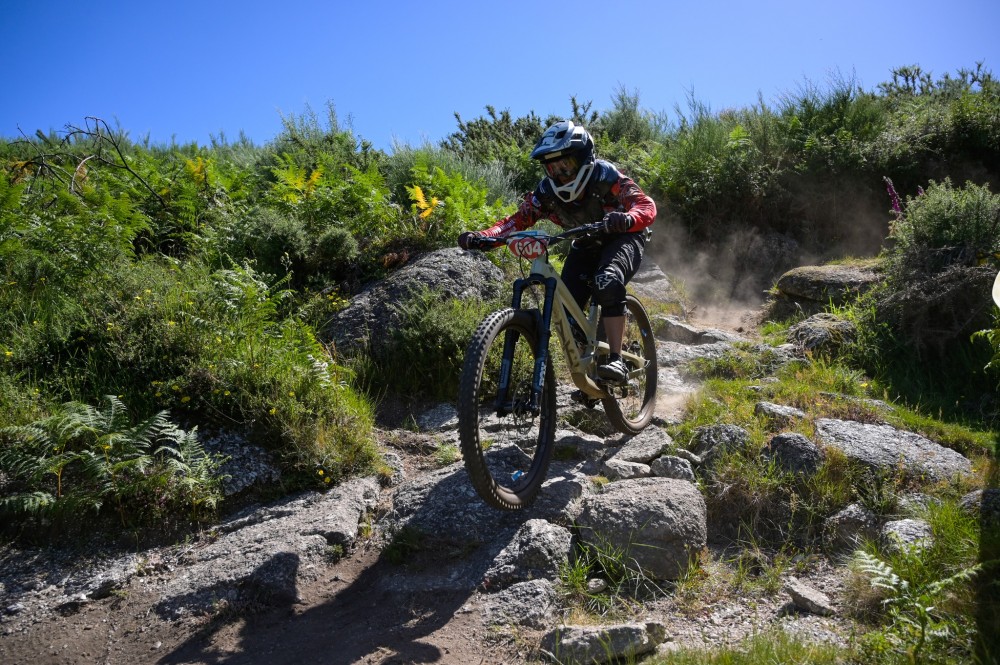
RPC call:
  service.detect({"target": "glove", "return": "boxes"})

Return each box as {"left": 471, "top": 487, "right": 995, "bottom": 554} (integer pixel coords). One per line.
{"left": 603, "top": 211, "right": 634, "bottom": 233}
{"left": 458, "top": 231, "right": 482, "bottom": 250}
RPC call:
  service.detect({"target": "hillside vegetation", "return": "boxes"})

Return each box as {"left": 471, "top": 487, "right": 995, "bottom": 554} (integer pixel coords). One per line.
{"left": 1, "top": 63, "right": 998, "bottom": 540}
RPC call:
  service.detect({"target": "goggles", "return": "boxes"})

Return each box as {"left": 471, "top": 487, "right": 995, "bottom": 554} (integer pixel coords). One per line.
{"left": 543, "top": 154, "right": 580, "bottom": 185}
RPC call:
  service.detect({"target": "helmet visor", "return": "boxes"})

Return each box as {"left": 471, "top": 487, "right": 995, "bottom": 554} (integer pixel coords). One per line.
{"left": 544, "top": 155, "right": 580, "bottom": 185}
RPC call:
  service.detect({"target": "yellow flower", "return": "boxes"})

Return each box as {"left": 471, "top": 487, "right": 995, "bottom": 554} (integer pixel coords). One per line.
{"left": 288, "top": 391, "right": 295, "bottom": 397}
{"left": 324, "top": 477, "right": 331, "bottom": 484}
{"left": 223, "top": 390, "right": 231, "bottom": 396}
{"left": 155, "top": 392, "right": 162, "bottom": 397}
{"left": 3, "top": 350, "right": 12, "bottom": 358}
{"left": 269, "top": 407, "right": 277, "bottom": 415}
{"left": 168, "top": 321, "right": 176, "bottom": 327}
{"left": 317, "top": 469, "right": 324, "bottom": 476}
{"left": 181, "top": 396, "right": 191, "bottom": 403}
{"left": 172, "top": 384, "right": 181, "bottom": 392}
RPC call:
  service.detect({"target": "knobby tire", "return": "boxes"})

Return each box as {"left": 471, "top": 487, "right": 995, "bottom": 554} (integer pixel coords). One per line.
{"left": 602, "top": 294, "right": 658, "bottom": 434}
{"left": 458, "top": 308, "right": 556, "bottom": 510}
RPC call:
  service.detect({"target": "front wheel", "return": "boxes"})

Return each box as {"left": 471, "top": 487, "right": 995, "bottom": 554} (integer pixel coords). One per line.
{"left": 602, "top": 295, "right": 658, "bottom": 434}
{"left": 458, "top": 308, "right": 556, "bottom": 510}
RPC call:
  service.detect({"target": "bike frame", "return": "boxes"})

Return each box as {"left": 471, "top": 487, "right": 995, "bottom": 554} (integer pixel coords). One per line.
{"left": 494, "top": 230, "right": 647, "bottom": 415}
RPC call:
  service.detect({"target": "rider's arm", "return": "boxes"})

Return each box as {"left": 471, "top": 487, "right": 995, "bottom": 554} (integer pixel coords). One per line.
{"left": 478, "top": 191, "right": 548, "bottom": 238}
{"left": 611, "top": 176, "right": 657, "bottom": 232}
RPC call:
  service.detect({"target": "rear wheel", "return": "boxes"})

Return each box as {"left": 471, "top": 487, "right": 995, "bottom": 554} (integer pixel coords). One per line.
{"left": 458, "top": 308, "right": 556, "bottom": 510}
{"left": 602, "top": 295, "right": 658, "bottom": 434}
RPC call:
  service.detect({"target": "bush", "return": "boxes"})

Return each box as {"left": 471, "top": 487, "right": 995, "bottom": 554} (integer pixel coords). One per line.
{"left": 885, "top": 178, "right": 1000, "bottom": 280}
{"left": 0, "top": 396, "right": 222, "bottom": 536}
{"left": 354, "top": 286, "right": 498, "bottom": 402}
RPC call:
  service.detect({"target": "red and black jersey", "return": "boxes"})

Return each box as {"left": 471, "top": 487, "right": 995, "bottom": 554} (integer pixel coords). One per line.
{"left": 478, "top": 160, "right": 656, "bottom": 238}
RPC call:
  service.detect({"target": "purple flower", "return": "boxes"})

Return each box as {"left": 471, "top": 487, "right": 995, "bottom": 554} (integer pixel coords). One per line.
{"left": 883, "top": 176, "right": 902, "bottom": 215}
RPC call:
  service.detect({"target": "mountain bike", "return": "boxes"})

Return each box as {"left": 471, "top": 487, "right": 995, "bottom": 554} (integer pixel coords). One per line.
{"left": 457, "top": 222, "right": 658, "bottom": 510}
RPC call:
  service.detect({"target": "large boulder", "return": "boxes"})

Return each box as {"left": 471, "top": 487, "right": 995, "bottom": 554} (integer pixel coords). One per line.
{"left": 575, "top": 478, "right": 706, "bottom": 581}
{"left": 814, "top": 419, "right": 972, "bottom": 482}
{"left": 775, "top": 262, "right": 880, "bottom": 306}
{"left": 323, "top": 248, "right": 504, "bottom": 357}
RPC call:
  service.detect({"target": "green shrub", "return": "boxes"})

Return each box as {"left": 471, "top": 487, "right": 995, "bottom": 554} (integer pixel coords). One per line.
{"left": 885, "top": 178, "right": 1000, "bottom": 280}
{"left": 354, "top": 286, "right": 498, "bottom": 402}
{"left": 0, "top": 395, "right": 222, "bottom": 535}
{"left": 306, "top": 225, "right": 360, "bottom": 281}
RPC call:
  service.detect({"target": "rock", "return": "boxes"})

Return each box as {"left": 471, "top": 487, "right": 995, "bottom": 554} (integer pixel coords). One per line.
{"left": 601, "top": 458, "right": 651, "bottom": 480}
{"left": 959, "top": 489, "right": 1000, "bottom": 530}
{"left": 540, "top": 622, "right": 668, "bottom": 664}
{"left": 881, "top": 519, "right": 934, "bottom": 553}
{"left": 627, "top": 261, "right": 684, "bottom": 306}
{"left": 787, "top": 313, "right": 856, "bottom": 355}
{"left": 652, "top": 315, "right": 744, "bottom": 345}
{"left": 203, "top": 430, "right": 281, "bottom": 496}
{"left": 897, "top": 492, "right": 940, "bottom": 515}
{"left": 416, "top": 403, "right": 459, "bottom": 431}
{"left": 814, "top": 419, "right": 972, "bottom": 482}
{"left": 482, "top": 520, "right": 574, "bottom": 590}
{"left": 611, "top": 426, "right": 675, "bottom": 463}
{"left": 381, "top": 451, "right": 405, "bottom": 487}
{"left": 687, "top": 424, "right": 751, "bottom": 466}
{"left": 324, "top": 248, "right": 504, "bottom": 357}
{"left": 576, "top": 478, "right": 707, "bottom": 581}
{"left": 775, "top": 263, "right": 879, "bottom": 305}
{"left": 823, "top": 503, "right": 880, "bottom": 554}
{"left": 241, "top": 551, "right": 300, "bottom": 606}
{"left": 482, "top": 579, "right": 559, "bottom": 628}
{"left": 650, "top": 455, "right": 696, "bottom": 482}
{"left": 754, "top": 401, "right": 807, "bottom": 427}
{"left": 154, "top": 477, "right": 381, "bottom": 617}
{"left": 785, "top": 577, "right": 836, "bottom": 616}
{"left": 761, "top": 432, "right": 824, "bottom": 475}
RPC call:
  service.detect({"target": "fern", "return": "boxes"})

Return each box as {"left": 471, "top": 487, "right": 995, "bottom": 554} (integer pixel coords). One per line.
{"left": 0, "top": 396, "right": 222, "bottom": 530}
{"left": 853, "top": 548, "right": 981, "bottom": 662}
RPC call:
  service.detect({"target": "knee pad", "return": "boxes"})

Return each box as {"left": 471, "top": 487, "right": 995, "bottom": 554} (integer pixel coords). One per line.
{"left": 594, "top": 268, "right": 626, "bottom": 317}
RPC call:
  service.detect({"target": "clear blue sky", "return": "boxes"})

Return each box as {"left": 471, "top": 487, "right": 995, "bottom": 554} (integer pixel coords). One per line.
{"left": 3, "top": 0, "right": 998, "bottom": 152}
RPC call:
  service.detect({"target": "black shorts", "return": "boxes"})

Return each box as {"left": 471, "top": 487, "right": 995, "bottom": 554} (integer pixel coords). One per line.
{"left": 561, "top": 232, "right": 645, "bottom": 317}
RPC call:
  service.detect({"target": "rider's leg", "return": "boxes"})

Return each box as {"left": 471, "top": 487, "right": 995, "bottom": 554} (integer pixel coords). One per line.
{"left": 603, "top": 315, "right": 625, "bottom": 355}
{"left": 593, "top": 234, "right": 645, "bottom": 381}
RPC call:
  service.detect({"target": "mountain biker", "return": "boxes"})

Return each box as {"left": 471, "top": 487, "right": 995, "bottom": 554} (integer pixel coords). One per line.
{"left": 457, "top": 120, "right": 657, "bottom": 383}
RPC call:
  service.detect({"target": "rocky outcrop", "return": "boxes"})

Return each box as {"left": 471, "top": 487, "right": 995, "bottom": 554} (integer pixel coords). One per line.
{"left": 774, "top": 262, "right": 880, "bottom": 308}
{"left": 814, "top": 418, "right": 972, "bottom": 482}
{"left": 323, "top": 248, "right": 504, "bottom": 357}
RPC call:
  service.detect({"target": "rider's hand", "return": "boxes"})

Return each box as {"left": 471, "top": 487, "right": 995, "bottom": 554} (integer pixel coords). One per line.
{"left": 602, "top": 211, "right": 634, "bottom": 233}
{"left": 458, "top": 231, "right": 482, "bottom": 250}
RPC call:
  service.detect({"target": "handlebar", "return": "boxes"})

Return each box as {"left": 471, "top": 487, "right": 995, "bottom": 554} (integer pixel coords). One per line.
{"left": 471, "top": 221, "right": 608, "bottom": 251}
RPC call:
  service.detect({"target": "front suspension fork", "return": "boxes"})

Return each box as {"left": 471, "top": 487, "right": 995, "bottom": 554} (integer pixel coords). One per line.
{"left": 495, "top": 275, "right": 557, "bottom": 417}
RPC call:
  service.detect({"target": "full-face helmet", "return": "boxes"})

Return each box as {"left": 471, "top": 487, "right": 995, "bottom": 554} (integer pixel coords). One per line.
{"left": 530, "top": 121, "right": 595, "bottom": 202}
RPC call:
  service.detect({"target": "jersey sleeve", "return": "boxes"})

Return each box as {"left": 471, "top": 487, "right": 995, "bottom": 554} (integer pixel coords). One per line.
{"left": 612, "top": 175, "right": 657, "bottom": 232}
{"left": 478, "top": 190, "right": 550, "bottom": 238}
